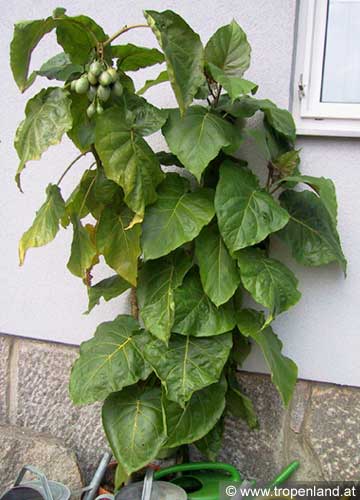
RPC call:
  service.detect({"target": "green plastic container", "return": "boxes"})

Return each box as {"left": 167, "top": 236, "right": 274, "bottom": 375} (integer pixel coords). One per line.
{"left": 154, "top": 462, "right": 241, "bottom": 500}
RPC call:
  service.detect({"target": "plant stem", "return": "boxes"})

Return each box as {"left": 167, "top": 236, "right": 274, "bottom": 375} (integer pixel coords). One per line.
{"left": 57, "top": 152, "right": 88, "bottom": 185}
{"left": 91, "top": 145, "right": 102, "bottom": 169}
{"left": 103, "top": 24, "right": 150, "bottom": 47}
{"left": 266, "top": 161, "right": 274, "bottom": 191}
{"left": 214, "top": 85, "right": 222, "bottom": 106}
{"left": 130, "top": 287, "right": 139, "bottom": 320}
{"left": 79, "top": 174, "right": 96, "bottom": 216}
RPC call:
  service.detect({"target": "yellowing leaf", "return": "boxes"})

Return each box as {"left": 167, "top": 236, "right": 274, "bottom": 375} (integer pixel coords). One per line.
{"left": 19, "top": 184, "right": 65, "bottom": 265}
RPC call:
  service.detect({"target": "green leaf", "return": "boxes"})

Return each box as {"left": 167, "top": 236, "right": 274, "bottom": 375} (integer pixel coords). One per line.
{"left": 67, "top": 217, "right": 97, "bottom": 279}
{"left": 37, "top": 52, "right": 82, "bottom": 81}
{"left": 237, "top": 247, "right": 301, "bottom": 318}
{"left": 15, "top": 88, "right": 73, "bottom": 187}
{"left": 119, "top": 92, "right": 168, "bottom": 136}
{"left": 102, "top": 386, "right": 166, "bottom": 474}
{"left": 205, "top": 20, "right": 255, "bottom": 99}
{"left": 236, "top": 309, "right": 264, "bottom": 337}
{"left": 264, "top": 106, "right": 296, "bottom": 144}
{"left": 173, "top": 270, "right": 236, "bottom": 337}
{"left": 86, "top": 275, "right": 131, "bottom": 314}
{"left": 70, "top": 315, "right": 152, "bottom": 404}
{"left": 195, "top": 224, "right": 240, "bottom": 306}
{"left": 226, "top": 385, "right": 258, "bottom": 429}
{"left": 137, "top": 250, "right": 192, "bottom": 344}
{"left": 137, "top": 70, "right": 169, "bottom": 95}
{"left": 96, "top": 206, "right": 141, "bottom": 286}
{"left": 10, "top": 17, "right": 56, "bottom": 91}
{"left": 141, "top": 174, "right": 215, "bottom": 260}
{"left": 164, "top": 380, "right": 227, "bottom": 447}
{"left": 194, "top": 418, "right": 224, "bottom": 461}
{"left": 215, "top": 160, "right": 289, "bottom": 252}
{"left": 163, "top": 107, "right": 239, "bottom": 181}
{"left": 237, "top": 309, "right": 297, "bottom": 406}
{"left": 279, "top": 190, "right": 346, "bottom": 272}
{"left": 272, "top": 150, "right": 300, "bottom": 179}
{"left": 19, "top": 184, "right": 65, "bottom": 265}
{"left": 277, "top": 175, "right": 337, "bottom": 224}
{"left": 231, "top": 331, "right": 252, "bottom": 366}
{"left": 144, "top": 333, "right": 232, "bottom": 407}
{"left": 156, "top": 151, "right": 183, "bottom": 167}
{"left": 112, "top": 43, "right": 164, "bottom": 71}
{"left": 208, "top": 68, "right": 258, "bottom": 100}
{"left": 95, "top": 107, "right": 164, "bottom": 219}
{"left": 67, "top": 94, "right": 95, "bottom": 152}
{"left": 55, "top": 14, "right": 107, "bottom": 65}
{"left": 144, "top": 10, "right": 205, "bottom": 114}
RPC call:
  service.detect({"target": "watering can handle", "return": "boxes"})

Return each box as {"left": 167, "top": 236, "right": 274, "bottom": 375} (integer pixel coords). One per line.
{"left": 14, "top": 465, "right": 54, "bottom": 500}
{"left": 154, "top": 462, "right": 242, "bottom": 482}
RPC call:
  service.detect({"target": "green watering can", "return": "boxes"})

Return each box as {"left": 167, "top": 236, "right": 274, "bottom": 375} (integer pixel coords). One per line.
{"left": 154, "top": 460, "right": 300, "bottom": 500}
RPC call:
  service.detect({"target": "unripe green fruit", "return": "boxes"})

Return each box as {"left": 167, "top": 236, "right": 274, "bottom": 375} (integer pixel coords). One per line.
{"left": 75, "top": 77, "right": 89, "bottom": 94}
{"left": 107, "top": 68, "right": 118, "bottom": 82}
{"left": 87, "top": 71, "right": 98, "bottom": 85}
{"left": 99, "top": 71, "right": 112, "bottom": 86}
{"left": 89, "top": 60, "right": 103, "bottom": 76}
{"left": 70, "top": 80, "right": 77, "bottom": 91}
{"left": 87, "top": 102, "right": 96, "bottom": 118}
{"left": 112, "top": 81, "right": 124, "bottom": 97}
{"left": 97, "top": 85, "right": 111, "bottom": 102}
{"left": 87, "top": 85, "right": 97, "bottom": 101}
{"left": 96, "top": 102, "right": 104, "bottom": 114}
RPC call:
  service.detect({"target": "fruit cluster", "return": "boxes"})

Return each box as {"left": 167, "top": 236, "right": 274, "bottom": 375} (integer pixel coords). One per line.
{"left": 70, "top": 60, "right": 123, "bottom": 118}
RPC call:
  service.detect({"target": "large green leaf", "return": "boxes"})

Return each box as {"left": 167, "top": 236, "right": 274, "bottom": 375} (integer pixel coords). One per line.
{"left": 195, "top": 224, "right": 240, "bottom": 306}
{"left": 86, "top": 275, "right": 131, "bottom": 314}
{"left": 70, "top": 315, "right": 151, "bottom": 404}
{"left": 205, "top": 20, "right": 252, "bottom": 100}
{"left": 144, "top": 10, "right": 204, "bottom": 114}
{"left": 96, "top": 206, "right": 141, "bottom": 286}
{"left": 141, "top": 174, "right": 215, "bottom": 260}
{"left": 55, "top": 13, "right": 107, "bottom": 65}
{"left": 164, "top": 380, "right": 226, "bottom": 447}
{"left": 237, "top": 248, "right": 301, "bottom": 318}
{"left": 15, "top": 88, "right": 73, "bottom": 186}
{"left": 67, "top": 217, "right": 97, "bottom": 279}
{"left": 163, "top": 107, "right": 239, "bottom": 181}
{"left": 19, "top": 184, "right": 65, "bottom": 265}
{"left": 215, "top": 161, "right": 289, "bottom": 252}
{"left": 10, "top": 17, "right": 56, "bottom": 91}
{"left": 137, "top": 250, "right": 192, "bottom": 344}
{"left": 67, "top": 93, "right": 95, "bottom": 152}
{"left": 144, "top": 333, "right": 232, "bottom": 406}
{"left": 194, "top": 418, "right": 224, "bottom": 461}
{"left": 103, "top": 386, "right": 166, "bottom": 474}
{"left": 237, "top": 309, "right": 297, "bottom": 406}
{"left": 279, "top": 190, "right": 346, "bottom": 272}
{"left": 95, "top": 107, "right": 164, "bottom": 219}
{"left": 137, "top": 70, "right": 169, "bottom": 95}
{"left": 10, "top": 12, "right": 106, "bottom": 91}
{"left": 277, "top": 175, "right": 338, "bottom": 224}
{"left": 173, "top": 270, "right": 236, "bottom": 337}
{"left": 111, "top": 43, "right": 164, "bottom": 71}
{"left": 37, "top": 52, "right": 82, "bottom": 81}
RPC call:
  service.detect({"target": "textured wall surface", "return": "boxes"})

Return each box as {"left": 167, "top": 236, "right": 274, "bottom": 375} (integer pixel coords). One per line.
{"left": 1, "top": 333, "right": 359, "bottom": 489}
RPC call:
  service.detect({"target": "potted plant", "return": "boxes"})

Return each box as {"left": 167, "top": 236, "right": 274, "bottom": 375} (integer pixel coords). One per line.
{"left": 10, "top": 7, "right": 346, "bottom": 489}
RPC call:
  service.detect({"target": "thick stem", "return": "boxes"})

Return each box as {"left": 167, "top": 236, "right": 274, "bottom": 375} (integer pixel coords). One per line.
{"left": 266, "top": 161, "right": 274, "bottom": 191}
{"left": 91, "top": 145, "right": 102, "bottom": 169}
{"left": 103, "top": 24, "right": 150, "bottom": 47}
{"left": 130, "top": 287, "right": 139, "bottom": 321}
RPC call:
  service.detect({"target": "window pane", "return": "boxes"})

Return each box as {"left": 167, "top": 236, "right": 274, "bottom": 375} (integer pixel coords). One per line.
{"left": 321, "top": 0, "right": 360, "bottom": 103}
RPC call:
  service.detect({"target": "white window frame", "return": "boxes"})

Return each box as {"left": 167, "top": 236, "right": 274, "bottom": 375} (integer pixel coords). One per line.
{"left": 292, "top": 0, "right": 360, "bottom": 137}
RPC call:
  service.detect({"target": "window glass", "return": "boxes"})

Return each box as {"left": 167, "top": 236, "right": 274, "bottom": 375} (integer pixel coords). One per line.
{"left": 321, "top": 0, "right": 360, "bottom": 103}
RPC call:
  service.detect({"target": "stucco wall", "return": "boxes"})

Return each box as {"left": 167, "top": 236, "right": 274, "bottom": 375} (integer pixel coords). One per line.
{"left": 1, "top": 0, "right": 359, "bottom": 386}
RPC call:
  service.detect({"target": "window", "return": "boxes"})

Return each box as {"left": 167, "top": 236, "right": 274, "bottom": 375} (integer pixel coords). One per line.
{"left": 292, "top": 0, "right": 360, "bottom": 136}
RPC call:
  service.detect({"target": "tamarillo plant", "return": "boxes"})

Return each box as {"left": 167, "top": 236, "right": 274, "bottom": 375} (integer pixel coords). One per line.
{"left": 11, "top": 7, "right": 346, "bottom": 482}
